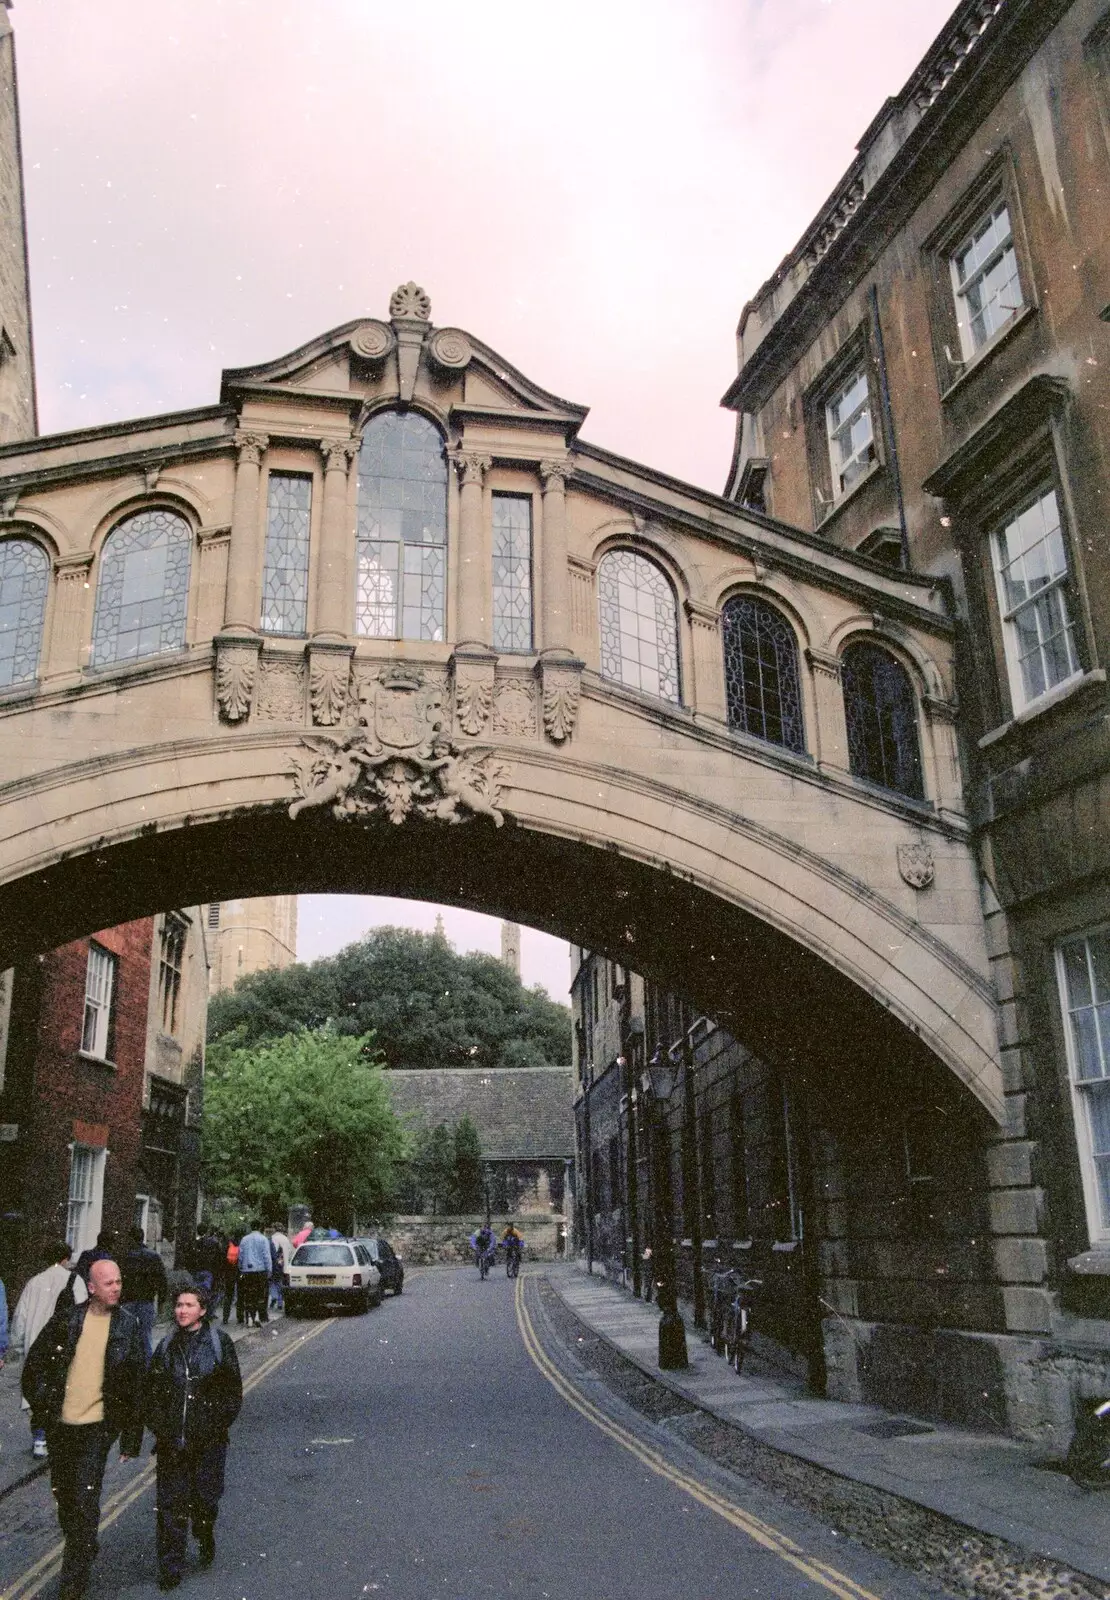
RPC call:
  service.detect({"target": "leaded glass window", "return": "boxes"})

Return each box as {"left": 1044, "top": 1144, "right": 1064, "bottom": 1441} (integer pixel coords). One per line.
{"left": 90, "top": 508, "right": 191, "bottom": 668}
{"left": 842, "top": 641, "right": 923, "bottom": 799}
{"left": 492, "top": 494, "right": 533, "bottom": 652}
{"left": 355, "top": 411, "right": 446, "bottom": 641}
{"left": 0, "top": 536, "right": 48, "bottom": 687}
{"left": 261, "top": 473, "right": 312, "bottom": 635}
{"left": 597, "top": 549, "right": 680, "bottom": 703}
{"left": 722, "top": 596, "right": 804, "bottom": 753}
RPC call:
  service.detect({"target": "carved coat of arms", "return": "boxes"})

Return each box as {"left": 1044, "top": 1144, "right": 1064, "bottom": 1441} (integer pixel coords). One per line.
{"left": 897, "top": 841, "right": 935, "bottom": 890}
{"left": 290, "top": 663, "right": 508, "bottom": 828}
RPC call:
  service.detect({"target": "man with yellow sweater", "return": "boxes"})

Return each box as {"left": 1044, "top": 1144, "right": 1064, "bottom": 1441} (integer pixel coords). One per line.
{"left": 22, "top": 1258, "right": 147, "bottom": 1600}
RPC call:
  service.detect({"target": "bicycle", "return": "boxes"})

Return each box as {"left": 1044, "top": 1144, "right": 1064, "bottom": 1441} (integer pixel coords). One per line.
{"left": 476, "top": 1243, "right": 495, "bottom": 1279}
{"left": 724, "top": 1276, "right": 762, "bottom": 1373}
{"left": 504, "top": 1243, "right": 523, "bottom": 1279}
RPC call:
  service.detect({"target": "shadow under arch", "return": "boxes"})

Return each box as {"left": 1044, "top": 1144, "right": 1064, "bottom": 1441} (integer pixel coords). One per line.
{"left": 0, "top": 806, "right": 996, "bottom": 1135}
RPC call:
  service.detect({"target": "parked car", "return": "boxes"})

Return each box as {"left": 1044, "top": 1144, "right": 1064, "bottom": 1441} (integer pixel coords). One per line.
{"left": 355, "top": 1236, "right": 404, "bottom": 1295}
{"left": 285, "top": 1240, "right": 381, "bottom": 1315}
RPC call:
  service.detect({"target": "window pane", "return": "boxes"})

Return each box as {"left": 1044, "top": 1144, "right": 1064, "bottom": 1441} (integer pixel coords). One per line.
{"left": 1085, "top": 1084, "right": 1110, "bottom": 1231}
{"left": 825, "top": 367, "right": 875, "bottom": 496}
{"left": 261, "top": 473, "right": 312, "bottom": 635}
{"left": 0, "top": 537, "right": 48, "bottom": 687}
{"left": 993, "top": 490, "right": 1079, "bottom": 707}
{"left": 356, "top": 412, "right": 446, "bottom": 641}
{"left": 492, "top": 495, "right": 533, "bottom": 652}
{"left": 722, "top": 596, "right": 804, "bottom": 753}
{"left": 1062, "top": 932, "right": 1110, "bottom": 1084}
{"left": 597, "top": 550, "right": 680, "bottom": 703}
{"left": 91, "top": 509, "right": 191, "bottom": 667}
{"left": 952, "top": 201, "right": 1023, "bottom": 356}
{"left": 842, "top": 642, "right": 923, "bottom": 798}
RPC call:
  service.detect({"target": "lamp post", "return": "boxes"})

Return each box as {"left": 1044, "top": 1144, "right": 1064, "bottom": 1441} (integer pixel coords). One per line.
{"left": 645, "top": 1046, "right": 689, "bottom": 1371}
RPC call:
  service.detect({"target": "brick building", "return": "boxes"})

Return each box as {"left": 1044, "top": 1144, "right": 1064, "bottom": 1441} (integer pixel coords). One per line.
{"left": 0, "top": 910, "right": 208, "bottom": 1302}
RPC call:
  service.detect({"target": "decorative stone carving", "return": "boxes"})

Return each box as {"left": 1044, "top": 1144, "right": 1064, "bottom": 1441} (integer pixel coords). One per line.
{"left": 803, "top": 177, "right": 866, "bottom": 269}
{"left": 389, "top": 281, "right": 431, "bottom": 322}
{"left": 427, "top": 328, "right": 472, "bottom": 372}
{"left": 309, "top": 652, "right": 351, "bottom": 727}
{"left": 290, "top": 660, "right": 507, "bottom": 828}
{"left": 493, "top": 679, "right": 537, "bottom": 738}
{"left": 449, "top": 451, "right": 492, "bottom": 489}
{"left": 806, "top": 647, "right": 843, "bottom": 682}
{"left": 234, "top": 430, "right": 268, "bottom": 467}
{"left": 350, "top": 321, "right": 394, "bottom": 361}
{"left": 538, "top": 656, "right": 583, "bottom": 744}
{"left": 215, "top": 640, "right": 259, "bottom": 723}
{"left": 453, "top": 655, "right": 496, "bottom": 737}
{"left": 539, "top": 459, "right": 573, "bottom": 492}
{"left": 897, "top": 841, "right": 936, "bottom": 890}
{"left": 319, "top": 436, "right": 359, "bottom": 473}
{"left": 256, "top": 659, "right": 307, "bottom": 723}
{"left": 143, "top": 466, "right": 161, "bottom": 492}
{"left": 0, "top": 491, "right": 20, "bottom": 520}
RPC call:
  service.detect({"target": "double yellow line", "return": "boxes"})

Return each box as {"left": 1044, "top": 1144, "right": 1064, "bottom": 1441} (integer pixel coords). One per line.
{"left": 1, "top": 1319, "right": 334, "bottom": 1600}
{"left": 514, "top": 1276, "right": 882, "bottom": 1600}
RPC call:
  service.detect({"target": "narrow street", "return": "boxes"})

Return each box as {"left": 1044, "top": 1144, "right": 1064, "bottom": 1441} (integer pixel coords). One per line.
{"left": 0, "top": 1268, "right": 949, "bottom": 1600}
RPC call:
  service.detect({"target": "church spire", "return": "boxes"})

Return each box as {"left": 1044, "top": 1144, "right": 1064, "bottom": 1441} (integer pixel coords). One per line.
{"left": 0, "top": 0, "right": 37, "bottom": 441}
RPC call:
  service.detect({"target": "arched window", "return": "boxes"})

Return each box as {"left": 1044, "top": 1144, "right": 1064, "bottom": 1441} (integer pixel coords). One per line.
{"left": 90, "top": 508, "right": 191, "bottom": 668}
{"left": 0, "top": 536, "right": 48, "bottom": 688}
{"left": 355, "top": 410, "right": 447, "bottom": 641}
{"left": 722, "top": 595, "right": 804, "bottom": 753}
{"left": 842, "top": 640, "right": 923, "bottom": 799}
{"left": 597, "top": 549, "right": 680, "bottom": 703}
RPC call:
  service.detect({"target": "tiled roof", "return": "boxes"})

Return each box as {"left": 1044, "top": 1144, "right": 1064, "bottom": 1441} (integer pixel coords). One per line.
{"left": 381, "top": 1067, "right": 574, "bottom": 1160}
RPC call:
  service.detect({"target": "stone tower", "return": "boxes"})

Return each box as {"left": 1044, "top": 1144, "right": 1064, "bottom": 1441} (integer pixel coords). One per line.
{"left": 0, "top": 3, "right": 36, "bottom": 442}
{"left": 501, "top": 920, "right": 521, "bottom": 979}
{"left": 204, "top": 896, "right": 298, "bottom": 994}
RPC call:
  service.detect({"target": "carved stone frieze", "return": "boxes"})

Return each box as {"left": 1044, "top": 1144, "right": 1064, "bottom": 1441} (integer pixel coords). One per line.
{"left": 427, "top": 328, "right": 472, "bottom": 372}
{"left": 350, "top": 321, "right": 394, "bottom": 362}
{"left": 538, "top": 655, "right": 584, "bottom": 744}
{"left": 389, "top": 281, "right": 431, "bottom": 323}
{"left": 897, "top": 841, "right": 936, "bottom": 890}
{"left": 493, "top": 678, "right": 537, "bottom": 738}
{"left": 290, "top": 658, "right": 507, "bottom": 829}
{"left": 453, "top": 652, "right": 496, "bottom": 737}
{"left": 215, "top": 637, "right": 261, "bottom": 723}
{"left": 256, "top": 659, "right": 307, "bottom": 723}
{"left": 308, "top": 648, "right": 353, "bottom": 727}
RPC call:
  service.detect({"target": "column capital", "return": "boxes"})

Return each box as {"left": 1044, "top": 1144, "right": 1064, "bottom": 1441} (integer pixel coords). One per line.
{"left": 539, "top": 458, "right": 573, "bottom": 492}
{"left": 53, "top": 551, "right": 95, "bottom": 582}
{"left": 806, "top": 647, "right": 842, "bottom": 682}
{"left": 684, "top": 598, "right": 720, "bottom": 632}
{"left": 319, "top": 436, "right": 359, "bottom": 473}
{"left": 234, "top": 430, "right": 269, "bottom": 466}
{"left": 449, "top": 450, "right": 492, "bottom": 489}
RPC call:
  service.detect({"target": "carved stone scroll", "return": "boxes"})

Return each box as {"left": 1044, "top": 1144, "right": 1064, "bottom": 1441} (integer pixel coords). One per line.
{"left": 215, "top": 636, "right": 261, "bottom": 723}
{"left": 350, "top": 321, "right": 394, "bottom": 362}
{"left": 427, "top": 328, "right": 472, "bottom": 373}
{"left": 308, "top": 645, "right": 353, "bottom": 727}
{"left": 538, "top": 655, "right": 584, "bottom": 744}
{"left": 453, "top": 650, "right": 496, "bottom": 737}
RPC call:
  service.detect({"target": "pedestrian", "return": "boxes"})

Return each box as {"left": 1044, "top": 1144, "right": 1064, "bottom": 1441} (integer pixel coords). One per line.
{"left": 121, "top": 1226, "right": 168, "bottom": 1354}
{"left": 21, "top": 1258, "right": 146, "bottom": 1600}
{"left": 8, "top": 1240, "right": 88, "bottom": 1457}
{"left": 269, "top": 1224, "right": 291, "bottom": 1312}
{"left": 73, "top": 1230, "right": 116, "bottom": 1284}
{"left": 221, "top": 1234, "right": 240, "bottom": 1326}
{"left": 145, "top": 1284, "right": 242, "bottom": 1591}
{"left": 194, "top": 1229, "right": 226, "bottom": 1298}
{"left": 235, "top": 1222, "right": 271, "bottom": 1327}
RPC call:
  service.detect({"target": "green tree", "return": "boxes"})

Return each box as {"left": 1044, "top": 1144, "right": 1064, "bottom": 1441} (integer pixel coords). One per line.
{"left": 208, "top": 926, "right": 571, "bottom": 1071}
{"left": 411, "top": 1123, "right": 455, "bottom": 1216}
{"left": 452, "top": 1116, "right": 484, "bottom": 1212}
{"left": 202, "top": 1029, "right": 405, "bottom": 1230}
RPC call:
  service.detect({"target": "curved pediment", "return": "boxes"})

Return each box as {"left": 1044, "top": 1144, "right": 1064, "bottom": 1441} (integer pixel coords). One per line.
{"left": 220, "top": 281, "right": 589, "bottom": 436}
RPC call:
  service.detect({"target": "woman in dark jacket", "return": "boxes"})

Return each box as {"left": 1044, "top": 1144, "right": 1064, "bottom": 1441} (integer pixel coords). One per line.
{"left": 145, "top": 1284, "right": 242, "bottom": 1591}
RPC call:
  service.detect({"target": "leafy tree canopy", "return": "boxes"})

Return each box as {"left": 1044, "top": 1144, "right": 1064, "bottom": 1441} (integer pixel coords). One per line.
{"left": 208, "top": 926, "right": 570, "bottom": 1071}
{"left": 203, "top": 1029, "right": 405, "bottom": 1231}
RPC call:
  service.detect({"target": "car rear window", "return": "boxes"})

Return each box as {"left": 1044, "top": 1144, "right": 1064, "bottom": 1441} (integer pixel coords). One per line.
{"left": 292, "top": 1244, "right": 354, "bottom": 1267}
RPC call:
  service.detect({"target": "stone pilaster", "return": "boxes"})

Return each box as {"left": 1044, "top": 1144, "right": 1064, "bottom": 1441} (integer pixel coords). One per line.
{"left": 684, "top": 600, "right": 725, "bottom": 721}
{"left": 922, "top": 693, "right": 964, "bottom": 820}
{"left": 195, "top": 525, "right": 230, "bottom": 642}
{"left": 450, "top": 450, "right": 492, "bottom": 649}
{"left": 806, "top": 647, "right": 850, "bottom": 773}
{"left": 314, "top": 436, "right": 359, "bottom": 640}
{"left": 539, "top": 459, "right": 574, "bottom": 656}
{"left": 222, "top": 430, "right": 268, "bottom": 633}
{"left": 43, "top": 552, "right": 94, "bottom": 680}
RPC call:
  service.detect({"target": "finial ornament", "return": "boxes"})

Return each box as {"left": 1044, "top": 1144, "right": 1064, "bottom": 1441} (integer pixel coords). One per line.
{"left": 389, "top": 282, "right": 432, "bottom": 322}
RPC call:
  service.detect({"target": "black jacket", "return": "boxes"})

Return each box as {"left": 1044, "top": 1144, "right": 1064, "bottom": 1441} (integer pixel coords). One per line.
{"left": 145, "top": 1323, "right": 242, "bottom": 1450}
{"left": 22, "top": 1303, "right": 147, "bottom": 1454}
{"left": 121, "top": 1244, "right": 168, "bottom": 1305}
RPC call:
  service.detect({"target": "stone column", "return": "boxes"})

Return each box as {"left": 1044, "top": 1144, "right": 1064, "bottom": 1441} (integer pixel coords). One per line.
{"left": 806, "top": 648, "right": 851, "bottom": 773}
{"left": 314, "top": 436, "right": 359, "bottom": 640}
{"left": 450, "top": 450, "right": 492, "bottom": 649}
{"left": 539, "top": 459, "right": 573, "bottom": 655}
{"left": 922, "top": 694, "right": 964, "bottom": 821}
{"left": 684, "top": 600, "right": 726, "bottom": 721}
{"left": 43, "top": 552, "right": 94, "bottom": 680}
{"left": 222, "top": 430, "right": 268, "bottom": 633}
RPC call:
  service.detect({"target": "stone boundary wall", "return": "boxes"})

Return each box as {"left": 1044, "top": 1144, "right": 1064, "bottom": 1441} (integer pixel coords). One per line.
{"left": 367, "top": 1213, "right": 564, "bottom": 1266}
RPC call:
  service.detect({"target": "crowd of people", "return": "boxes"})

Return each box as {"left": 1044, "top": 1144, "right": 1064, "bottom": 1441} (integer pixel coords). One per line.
{"left": 0, "top": 1219, "right": 306, "bottom": 1597}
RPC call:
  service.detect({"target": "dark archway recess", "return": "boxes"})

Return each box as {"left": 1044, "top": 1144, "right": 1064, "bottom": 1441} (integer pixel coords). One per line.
{"left": 0, "top": 807, "right": 982, "bottom": 1119}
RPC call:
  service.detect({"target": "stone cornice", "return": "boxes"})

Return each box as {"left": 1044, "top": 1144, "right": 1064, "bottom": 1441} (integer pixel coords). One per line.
{"left": 0, "top": 427, "right": 237, "bottom": 499}
{"left": 921, "top": 373, "right": 1071, "bottom": 500}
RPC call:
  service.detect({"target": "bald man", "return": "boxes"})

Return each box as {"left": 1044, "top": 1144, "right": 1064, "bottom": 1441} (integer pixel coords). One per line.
{"left": 23, "top": 1257, "right": 147, "bottom": 1600}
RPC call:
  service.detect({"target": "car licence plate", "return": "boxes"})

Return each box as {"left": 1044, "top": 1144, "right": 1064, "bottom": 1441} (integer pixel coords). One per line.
{"left": 308, "top": 1274, "right": 336, "bottom": 1285}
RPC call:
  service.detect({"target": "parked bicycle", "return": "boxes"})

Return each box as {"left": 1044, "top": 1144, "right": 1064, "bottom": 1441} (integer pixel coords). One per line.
{"left": 708, "top": 1267, "right": 762, "bottom": 1373}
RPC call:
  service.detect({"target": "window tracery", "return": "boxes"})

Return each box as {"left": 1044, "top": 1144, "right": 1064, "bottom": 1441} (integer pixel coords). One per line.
{"left": 90, "top": 508, "right": 191, "bottom": 668}
{"left": 597, "top": 549, "right": 680, "bottom": 703}
{"left": 721, "top": 596, "right": 804, "bottom": 753}
{"left": 355, "top": 411, "right": 446, "bottom": 641}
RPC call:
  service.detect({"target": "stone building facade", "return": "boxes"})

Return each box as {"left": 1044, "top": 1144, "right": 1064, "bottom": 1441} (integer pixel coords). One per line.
{"left": 0, "top": 2, "right": 34, "bottom": 444}
{"left": 717, "top": 0, "right": 1110, "bottom": 1437}
{"left": 204, "top": 895, "right": 297, "bottom": 994}
{"left": 0, "top": 910, "right": 208, "bottom": 1302}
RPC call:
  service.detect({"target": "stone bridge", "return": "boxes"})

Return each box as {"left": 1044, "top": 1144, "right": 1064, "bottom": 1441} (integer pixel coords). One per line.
{"left": 0, "top": 285, "right": 1000, "bottom": 1120}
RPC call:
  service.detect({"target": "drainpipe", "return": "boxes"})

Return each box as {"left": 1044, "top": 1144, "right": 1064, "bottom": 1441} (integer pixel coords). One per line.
{"left": 867, "top": 283, "right": 910, "bottom": 571}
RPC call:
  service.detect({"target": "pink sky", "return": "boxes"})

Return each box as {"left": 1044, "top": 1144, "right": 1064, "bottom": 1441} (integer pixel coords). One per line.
{"left": 13, "top": 0, "right": 957, "bottom": 992}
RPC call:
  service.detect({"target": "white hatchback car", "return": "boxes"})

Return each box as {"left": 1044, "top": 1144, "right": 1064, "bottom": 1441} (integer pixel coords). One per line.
{"left": 284, "top": 1240, "right": 382, "bottom": 1314}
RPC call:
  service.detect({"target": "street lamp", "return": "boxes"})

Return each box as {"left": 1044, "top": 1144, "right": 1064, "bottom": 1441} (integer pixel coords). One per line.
{"left": 645, "top": 1046, "right": 689, "bottom": 1371}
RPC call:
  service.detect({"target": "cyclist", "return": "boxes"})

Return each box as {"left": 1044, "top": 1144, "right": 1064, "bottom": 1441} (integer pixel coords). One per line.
{"left": 473, "top": 1223, "right": 495, "bottom": 1278}
{"left": 500, "top": 1223, "right": 523, "bottom": 1278}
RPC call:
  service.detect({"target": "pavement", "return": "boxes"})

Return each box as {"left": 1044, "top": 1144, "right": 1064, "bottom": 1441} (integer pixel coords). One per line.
{"left": 548, "top": 1263, "right": 1110, "bottom": 1586}
{"left": 0, "top": 1303, "right": 281, "bottom": 1504}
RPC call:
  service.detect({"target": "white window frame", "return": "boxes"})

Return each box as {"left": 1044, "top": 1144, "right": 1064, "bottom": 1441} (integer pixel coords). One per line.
{"left": 990, "top": 486, "right": 1081, "bottom": 712}
{"left": 67, "top": 1144, "right": 106, "bottom": 1254}
{"left": 1057, "top": 927, "right": 1110, "bottom": 1244}
{"left": 81, "top": 943, "right": 116, "bottom": 1060}
{"left": 949, "top": 197, "right": 1024, "bottom": 360}
{"left": 824, "top": 365, "right": 875, "bottom": 500}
